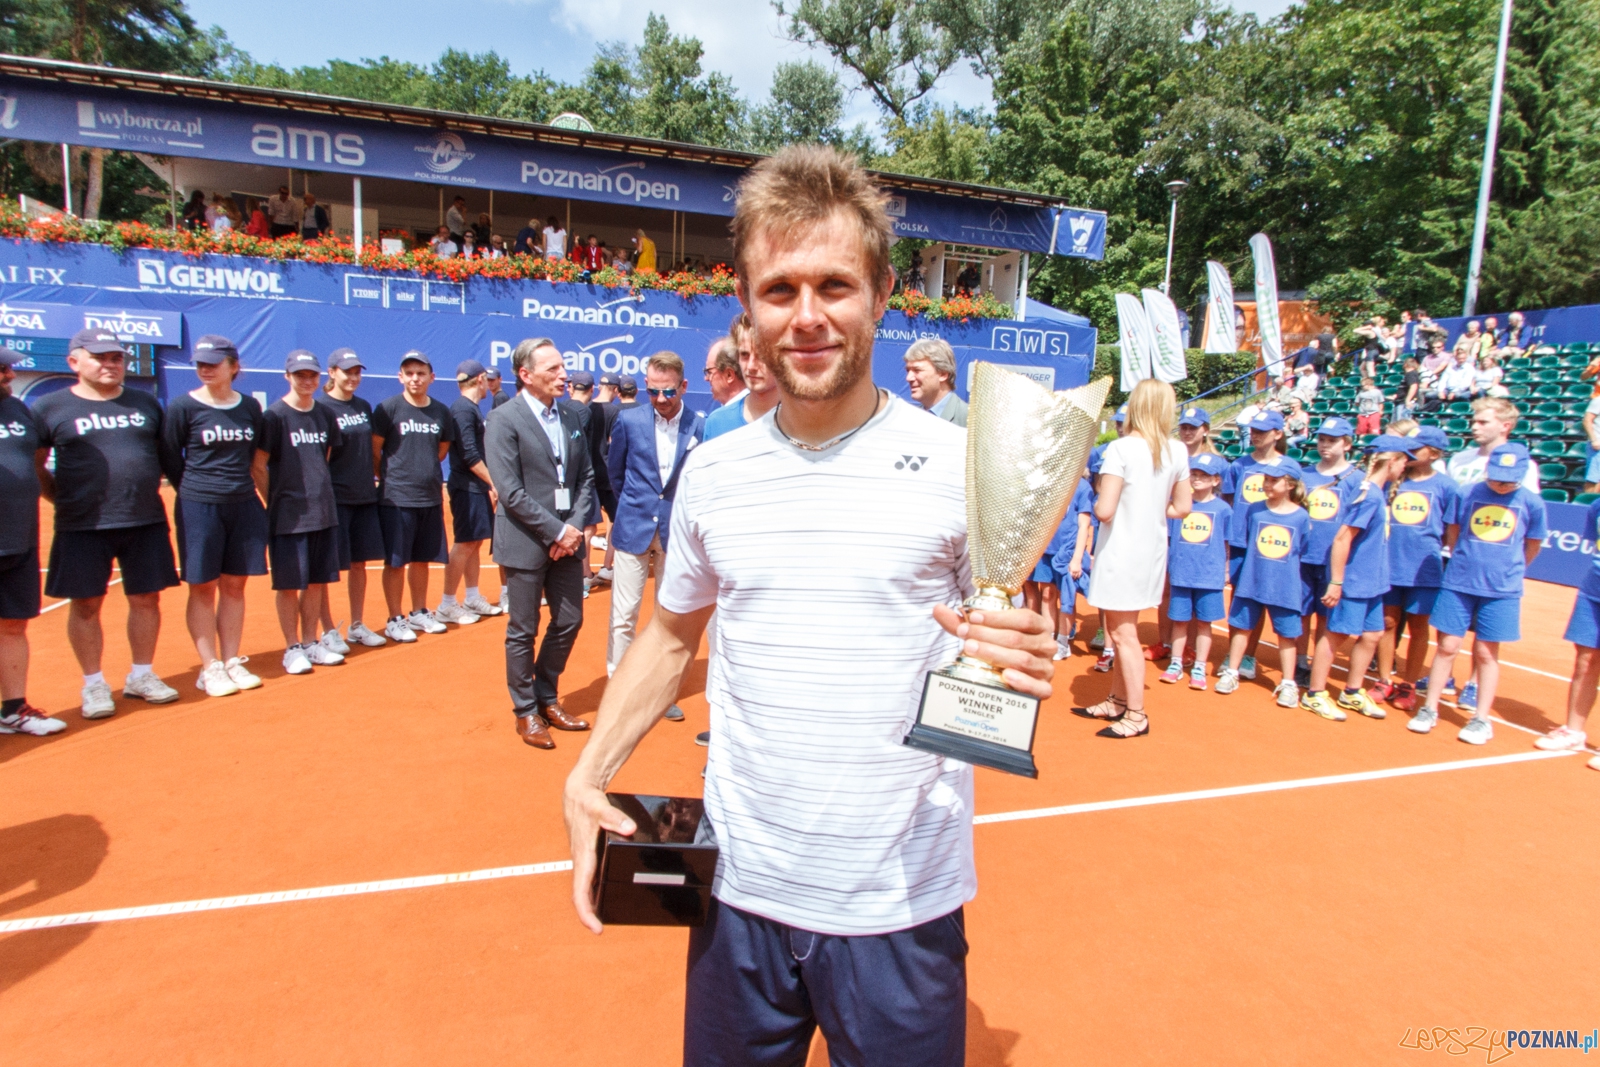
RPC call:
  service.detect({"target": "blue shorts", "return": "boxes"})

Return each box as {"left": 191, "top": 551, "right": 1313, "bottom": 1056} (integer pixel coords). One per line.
{"left": 377, "top": 504, "right": 448, "bottom": 567}
{"left": 1564, "top": 594, "right": 1600, "bottom": 649}
{"left": 1299, "top": 562, "right": 1328, "bottom": 617}
{"left": 174, "top": 497, "right": 269, "bottom": 584}
{"left": 1029, "top": 557, "right": 1060, "bottom": 585}
{"left": 1383, "top": 584, "right": 1440, "bottom": 617}
{"left": 0, "top": 548, "right": 40, "bottom": 620}
{"left": 269, "top": 527, "right": 342, "bottom": 591}
{"left": 1227, "top": 596, "right": 1302, "bottom": 639}
{"left": 44, "top": 521, "right": 178, "bottom": 600}
{"left": 335, "top": 502, "right": 386, "bottom": 568}
{"left": 685, "top": 897, "right": 966, "bottom": 1067}
{"left": 1433, "top": 588, "right": 1521, "bottom": 642}
{"left": 1586, "top": 445, "right": 1600, "bottom": 484}
{"left": 1228, "top": 545, "right": 1245, "bottom": 586}
{"left": 449, "top": 486, "right": 494, "bottom": 544}
{"left": 1169, "top": 585, "right": 1225, "bottom": 623}
{"left": 1327, "top": 593, "right": 1386, "bottom": 636}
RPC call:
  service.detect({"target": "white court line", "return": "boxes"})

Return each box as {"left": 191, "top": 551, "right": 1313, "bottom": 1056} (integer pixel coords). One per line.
{"left": 0, "top": 750, "right": 1574, "bottom": 936}
{"left": 40, "top": 577, "right": 122, "bottom": 613}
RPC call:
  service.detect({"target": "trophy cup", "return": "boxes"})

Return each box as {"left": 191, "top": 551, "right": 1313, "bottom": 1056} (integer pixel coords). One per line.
{"left": 903, "top": 363, "right": 1111, "bottom": 778}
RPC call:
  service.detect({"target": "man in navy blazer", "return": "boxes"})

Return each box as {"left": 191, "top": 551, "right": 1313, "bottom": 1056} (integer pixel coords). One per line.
{"left": 605, "top": 350, "right": 704, "bottom": 677}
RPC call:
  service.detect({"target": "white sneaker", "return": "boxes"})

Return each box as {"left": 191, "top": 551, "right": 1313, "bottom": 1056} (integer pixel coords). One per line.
{"left": 463, "top": 594, "right": 501, "bottom": 617}
{"left": 225, "top": 656, "right": 263, "bottom": 690}
{"left": 596, "top": 567, "right": 614, "bottom": 583}
{"left": 282, "top": 645, "right": 313, "bottom": 675}
{"left": 1052, "top": 636, "right": 1072, "bottom": 661}
{"left": 319, "top": 628, "right": 351, "bottom": 655}
{"left": 1457, "top": 717, "right": 1493, "bottom": 745}
{"left": 1407, "top": 707, "right": 1438, "bottom": 734}
{"left": 347, "top": 621, "right": 387, "bottom": 647}
{"left": 305, "top": 642, "right": 345, "bottom": 666}
{"left": 1215, "top": 668, "right": 1240, "bottom": 695}
{"left": 1534, "top": 725, "right": 1588, "bottom": 752}
{"left": 1274, "top": 681, "right": 1299, "bottom": 708}
{"left": 80, "top": 680, "right": 115, "bottom": 719}
{"left": 0, "top": 703, "right": 67, "bottom": 735}
{"left": 124, "top": 671, "right": 180, "bottom": 704}
{"left": 408, "top": 609, "right": 448, "bottom": 635}
{"left": 385, "top": 615, "right": 417, "bottom": 643}
{"left": 433, "top": 602, "right": 480, "bottom": 626}
{"left": 196, "top": 661, "right": 240, "bottom": 697}
{"left": 499, "top": 590, "right": 509, "bottom": 613}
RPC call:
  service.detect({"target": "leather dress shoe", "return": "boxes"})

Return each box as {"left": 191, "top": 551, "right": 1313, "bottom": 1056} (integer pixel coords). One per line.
{"left": 539, "top": 702, "right": 590, "bottom": 731}
{"left": 516, "top": 713, "right": 555, "bottom": 749}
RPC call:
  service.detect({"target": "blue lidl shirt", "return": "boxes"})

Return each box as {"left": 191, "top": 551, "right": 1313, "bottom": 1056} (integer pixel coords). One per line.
{"left": 1300, "top": 464, "right": 1363, "bottom": 566}
{"left": 1223, "top": 453, "right": 1293, "bottom": 546}
{"left": 1387, "top": 473, "right": 1460, "bottom": 588}
{"left": 1235, "top": 504, "right": 1310, "bottom": 611}
{"left": 1443, "top": 483, "right": 1549, "bottom": 598}
{"left": 1336, "top": 481, "right": 1392, "bottom": 600}
{"left": 1167, "top": 496, "right": 1230, "bottom": 591}
{"left": 1580, "top": 500, "right": 1600, "bottom": 602}
{"left": 1047, "top": 479, "right": 1095, "bottom": 572}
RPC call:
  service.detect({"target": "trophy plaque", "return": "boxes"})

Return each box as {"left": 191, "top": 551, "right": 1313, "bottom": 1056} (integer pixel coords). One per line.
{"left": 592, "top": 793, "right": 719, "bottom": 927}
{"left": 903, "top": 364, "right": 1111, "bottom": 778}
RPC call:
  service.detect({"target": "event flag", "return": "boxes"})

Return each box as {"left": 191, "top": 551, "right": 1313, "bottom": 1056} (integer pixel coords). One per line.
{"left": 1204, "top": 261, "right": 1238, "bottom": 353}
{"left": 1116, "top": 292, "right": 1156, "bottom": 391}
{"left": 1249, "top": 233, "right": 1284, "bottom": 377}
{"left": 1141, "top": 289, "right": 1188, "bottom": 383}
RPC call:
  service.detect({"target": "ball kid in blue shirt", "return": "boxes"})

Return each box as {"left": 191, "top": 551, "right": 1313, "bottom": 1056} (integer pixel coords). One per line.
{"left": 1414, "top": 443, "right": 1547, "bottom": 743}
{"left": 1217, "top": 458, "right": 1307, "bottom": 700}
{"left": 1034, "top": 477, "right": 1094, "bottom": 660}
{"left": 1542, "top": 497, "right": 1600, "bottom": 758}
{"left": 1221, "top": 409, "right": 1293, "bottom": 587}
{"left": 1376, "top": 425, "right": 1458, "bottom": 710}
{"left": 1161, "top": 452, "right": 1229, "bottom": 690}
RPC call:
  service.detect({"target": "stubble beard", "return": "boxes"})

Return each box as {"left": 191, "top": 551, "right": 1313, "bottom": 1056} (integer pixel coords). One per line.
{"left": 760, "top": 329, "right": 873, "bottom": 403}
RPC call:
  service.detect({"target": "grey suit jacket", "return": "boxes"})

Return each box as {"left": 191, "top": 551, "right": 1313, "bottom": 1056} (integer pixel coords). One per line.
{"left": 936, "top": 393, "right": 968, "bottom": 428}
{"left": 485, "top": 393, "right": 595, "bottom": 571}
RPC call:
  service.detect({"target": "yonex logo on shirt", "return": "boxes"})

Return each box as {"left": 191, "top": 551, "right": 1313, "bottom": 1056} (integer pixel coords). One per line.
{"left": 1180, "top": 512, "right": 1213, "bottom": 543}
{"left": 1469, "top": 504, "right": 1516, "bottom": 542}
{"left": 396, "top": 419, "right": 440, "bottom": 436}
{"left": 894, "top": 455, "right": 928, "bottom": 471}
{"left": 200, "top": 425, "right": 254, "bottom": 445}
{"left": 73, "top": 411, "right": 146, "bottom": 435}
{"left": 1307, "top": 487, "right": 1341, "bottom": 521}
{"left": 1256, "top": 524, "right": 1293, "bottom": 559}
{"left": 1391, "top": 491, "right": 1431, "bottom": 525}
{"left": 290, "top": 429, "right": 328, "bottom": 447}
{"left": 1241, "top": 472, "right": 1267, "bottom": 503}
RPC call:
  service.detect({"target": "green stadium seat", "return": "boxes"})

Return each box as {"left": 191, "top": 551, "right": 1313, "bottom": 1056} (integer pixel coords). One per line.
{"left": 1537, "top": 355, "right": 1562, "bottom": 368}
{"left": 1533, "top": 368, "right": 1565, "bottom": 383}
{"left": 1447, "top": 436, "right": 1465, "bottom": 451}
{"left": 1540, "top": 463, "right": 1569, "bottom": 482}
{"left": 1224, "top": 443, "right": 1242, "bottom": 458}
{"left": 1507, "top": 384, "right": 1531, "bottom": 399}
{"left": 1532, "top": 439, "right": 1568, "bottom": 459}
{"left": 1505, "top": 369, "right": 1531, "bottom": 384}
{"left": 1567, "top": 441, "right": 1592, "bottom": 458}
{"left": 1563, "top": 354, "right": 1591, "bottom": 368}
{"left": 1531, "top": 419, "right": 1569, "bottom": 437}
{"left": 1578, "top": 493, "right": 1600, "bottom": 505}
{"left": 1444, "top": 418, "right": 1471, "bottom": 434}
{"left": 1543, "top": 488, "right": 1572, "bottom": 502}
{"left": 1566, "top": 384, "right": 1592, "bottom": 399}
{"left": 1446, "top": 401, "right": 1474, "bottom": 415}
{"left": 1534, "top": 383, "right": 1565, "bottom": 399}
{"left": 1534, "top": 401, "right": 1565, "bottom": 417}
{"left": 1560, "top": 343, "right": 1585, "bottom": 355}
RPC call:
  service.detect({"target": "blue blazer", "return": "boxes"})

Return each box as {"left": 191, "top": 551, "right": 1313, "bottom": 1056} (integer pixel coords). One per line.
{"left": 606, "top": 402, "right": 704, "bottom": 555}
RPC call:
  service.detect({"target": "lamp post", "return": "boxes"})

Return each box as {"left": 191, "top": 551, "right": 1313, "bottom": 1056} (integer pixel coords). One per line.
{"left": 1463, "top": 0, "right": 1514, "bottom": 317}
{"left": 1161, "top": 180, "right": 1188, "bottom": 295}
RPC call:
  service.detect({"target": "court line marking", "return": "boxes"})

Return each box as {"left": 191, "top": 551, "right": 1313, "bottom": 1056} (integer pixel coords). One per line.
{"left": 0, "top": 750, "right": 1574, "bottom": 936}
{"left": 41, "top": 577, "right": 122, "bottom": 613}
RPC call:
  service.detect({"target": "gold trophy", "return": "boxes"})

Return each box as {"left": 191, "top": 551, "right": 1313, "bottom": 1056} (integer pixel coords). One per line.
{"left": 903, "top": 364, "right": 1112, "bottom": 778}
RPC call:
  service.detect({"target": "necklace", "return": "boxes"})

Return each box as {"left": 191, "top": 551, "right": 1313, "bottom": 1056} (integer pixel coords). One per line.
{"left": 774, "top": 390, "right": 884, "bottom": 453}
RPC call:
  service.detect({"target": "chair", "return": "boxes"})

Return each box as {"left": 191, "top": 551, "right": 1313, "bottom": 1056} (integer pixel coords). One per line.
{"left": 1532, "top": 419, "right": 1569, "bottom": 437}
{"left": 1533, "top": 368, "right": 1566, "bottom": 383}
{"left": 1507, "top": 384, "right": 1531, "bottom": 399}
{"left": 1224, "top": 443, "right": 1242, "bottom": 458}
{"left": 1534, "top": 401, "right": 1565, "bottom": 417}
{"left": 1560, "top": 343, "right": 1585, "bottom": 355}
{"left": 1566, "top": 384, "right": 1593, "bottom": 399}
{"left": 1446, "top": 400, "right": 1474, "bottom": 415}
{"left": 1543, "top": 488, "right": 1572, "bottom": 502}
{"left": 1532, "top": 439, "right": 1568, "bottom": 459}
{"left": 1534, "top": 383, "right": 1565, "bottom": 399}
{"left": 1444, "top": 417, "right": 1471, "bottom": 434}
{"left": 1540, "top": 462, "right": 1569, "bottom": 483}
{"left": 1536, "top": 355, "right": 1562, "bottom": 368}
{"left": 1505, "top": 369, "right": 1531, "bottom": 384}
{"left": 1578, "top": 492, "right": 1600, "bottom": 505}
{"left": 1563, "top": 354, "right": 1592, "bottom": 369}
{"left": 1566, "top": 440, "right": 1591, "bottom": 458}
{"left": 1447, "top": 436, "right": 1465, "bottom": 451}
{"left": 1531, "top": 344, "right": 1559, "bottom": 357}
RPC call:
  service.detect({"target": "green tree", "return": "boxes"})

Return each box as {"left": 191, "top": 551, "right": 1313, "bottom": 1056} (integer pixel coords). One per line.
{"left": 775, "top": 0, "right": 960, "bottom": 119}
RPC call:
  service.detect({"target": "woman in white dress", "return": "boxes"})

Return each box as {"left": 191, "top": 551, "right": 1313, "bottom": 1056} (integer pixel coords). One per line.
{"left": 1075, "top": 378, "right": 1192, "bottom": 737}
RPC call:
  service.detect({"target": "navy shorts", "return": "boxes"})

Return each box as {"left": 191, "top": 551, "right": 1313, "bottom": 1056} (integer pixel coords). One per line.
{"left": 0, "top": 548, "right": 41, "bottom": 620}
{"left": 1433, "top": 588, "right": 1521, "bottom": 642}
{"left": 269, "top": 527, "right": 342, "bottom": 591}
{"left": 45, "top": 522, "right": 178, "bottom": 600}
{"left": 1299, "top": 562, "right": 1329, "bottom": 617}
{"left": 378, "top": 504, "right": 448, "bottom": 567}
{"left": 1327, "top": 593, "right": 1387, "bottom": 636}
{"left": 174, "top": 497, "right": 268, "bottom": 584}
{"left": 1228, "top": 545, "right": 1245, "bottom": 586}
{"left": 1383, "top": 584, "right": 1440, "bottom": 617}
{"left": 449, "top": 486, "right": 495, "bottom": 544}
{"left": 335, "top": 503, "right": 386, "bottom": 569}
{"left": 1169, "top": 584, "right": 1225, "bottom": 623}
{"left": 1227, "top": 595, "right": 1302, "bottom": 639}
{"left": 1564, "top": 594, "right": 1600, "bottom": 649}
{"left": 685, "top": 897, "right": 967, "bottom": 1067}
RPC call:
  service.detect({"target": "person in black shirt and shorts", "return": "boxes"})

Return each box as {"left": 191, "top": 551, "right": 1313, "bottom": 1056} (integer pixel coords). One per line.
{"left": 34, "top": 328, "right": 181, "bottom": 718}
{"left": 437, "top": 359, "right": 503, "bottom": 624}
{"left": 163, "top": 335, "right": 269, "bottom": 698}
{"left": 317, "top": 348, "right": 387, "bottom": 650}
{"left": 255, "top": 351, "right": 346, "bottom": 675}
{"left": 0, "top": 350, "right": 65, "bottom": 736}
{"left": 486, "top": 365, "right": 511, "bottom": 409}
{"left": 370, "top": 351, "right": 456, "bottom": 642}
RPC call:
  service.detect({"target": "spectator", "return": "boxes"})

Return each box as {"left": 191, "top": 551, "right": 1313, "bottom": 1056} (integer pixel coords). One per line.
{"left": 1290, "top": 339, "right": 1321, "bottom": 381}
{"left": 610, "top": 246, "right": 631, "bottom": 272}
{"left": 618, "top": 375, "right": 639, "bottom": 406}
{"left": 1420, "top": 338, "right": 1451, "bottom": 381}
{"left": 485, "top": 366, "right": 511, "bottom": 410}
{"left": 632, "top": 229, "right": 657, "bottom": 273}
{"left": 955, "top": 261, "right": 980, "bottom": 292}
{"left": 485, "top": 234, "right": 506, "bottom": 259}
{"left": 1313, "top": 332, "right": 1338, "bottom": 378}
{"left": 903, "top": 337, "right": 967, "bottom": 426}
{"left": 1582, "top": 351, "right": 1600, "bottom": 399}
{"left": 181, "top": 189, "right": 207, "bottom": 231}
{"left": 209, "top": 195, "right": 237, "bottom": 235}
{"left": 429, "top": 225, "right": 457, "bottom": 258}
{"left": 1480, "top": 317, "right": 1500, "bottom": 360}
{"left": 1353, "top": 317, "right": 1386, "bottom": 376}
{"left": 300, "top": 193, "right": 329, "bottom": 241}
{"left": 703, "top": 336, "right": 744, "bottom": 406}
{"left": 1582, "top": 394, "right": 1600, "bottom": 495}
{"left": 459, "top": 232, "right": 479, "bottom": 259}
{"left": 513, "top": 217, "right": 542, "bottom": 257}
{"left": 902, "top": 252, "right": 925, "bottom": 294}
{"left": 1385, "top": 314, "right": 1408, "bottom": 360}
{"left": 1292, "top": 361, "right": 1319, "bottom": 403}
{"left": 1474, "top": 354, "right": 1505, "bottom": 398}
{"left": 1497, "top": 311, "right": 1529, "bottom": 358}
{"left": 1413, "top": 310, "right": 1447, "bottom": 354}
{"left": 473, "top": 212, "right": 492, "bottom": 246}
{"left": 1285, "top": 397, "right": 1310, "bottom": 447}
{"left": 1438, "top": 349, "right": 1478, "bottom": 404}
{"left": 1454, "top": 321, "right": 1483, "bottom": 361}
{"left": 244, "top": 199, "right": 271, "bottom": 238}
{"left": 446, "top": 196, "right": 468, "bottom": 245}
{"left": 542, "top": 216, "right": 567, "bottom": 259}
{"left": 1356, "top": 376, "right": 1385, "bottom": 434}
{"left": 575, "top": 235, "right": 604, "bottom": 274}
{"left": 1393, "top": 356, "right": 1422, "bottom": 422}
{"left": 266, "top": 186, "right": 299, "bottom": 238}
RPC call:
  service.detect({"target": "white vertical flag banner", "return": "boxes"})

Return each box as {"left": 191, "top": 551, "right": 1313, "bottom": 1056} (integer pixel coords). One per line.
{"left": 1249, "top": 233, "right": 1283, "bottom": 378}
{"left": 1204, "top": 260, "right": 1238, "bottom": 353}
{"left": 1141, "top": 288, "right": 1188, "bottom": 383}
{"left": 1115, "top": 292, "right": 1156, "bottom": 392}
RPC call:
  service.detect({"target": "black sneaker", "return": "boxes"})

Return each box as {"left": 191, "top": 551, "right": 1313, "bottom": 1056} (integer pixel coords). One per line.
{"left": 695, "top": 731, "right": 710, "bottom": 747}
{"left": 664, "top": 704, "right": 684, "bottom": 722}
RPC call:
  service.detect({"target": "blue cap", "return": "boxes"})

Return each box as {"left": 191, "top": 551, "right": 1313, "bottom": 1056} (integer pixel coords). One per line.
{"left": 1410, "top": 425, "right": 1450, "bottom": 451}
{"left": 1485, "top": 442, "right": 1530, "bottom": 482}
{"left": 1315, "top": 416, "right": 1354, "bottom": 439}
{"left": 1256, "top": 456, "right": 1305, "bottom": 482}
{"left": 1113, "top": 404, "right": 1128, "bottom": 424}
{"left": 569, "top": 370, "right": 595, "bottom": 389}
{"left": 1249, "top": 409, "right": 1286, "bottom": 432}
{"left": 485, "top": 365, "right": 502, "bottom": 380}
{"left": 455, "top": 359, "right": 487, "bottom": 382}
{"left": 400, "top": 350, "right": 432, "bottom": 369}
{"left": 1088, "top": 443, "right": 1106, "bottom": 474}
{"left": 1367, "top": 433, "right": 1421, "bottom": 456}
{"left": 1189, "top": 452, "right": 1225, "bottom": 476}
{"left": 284, "top": 349, "right": 321, "bottom": 374}
{"left": 1178, "top": 406, "right": 1211, "bottom": 427}
{"left": 598, "top": 372, "right": 621, "bottom": 387}
{"left": 328, "top": 347, "right": 363, "bottom": 371}
{"left": 69, "top": 327, "right": 125, "bottom": 355}
{"left": 191, "top": 334, "right": 237, "bottom": 365}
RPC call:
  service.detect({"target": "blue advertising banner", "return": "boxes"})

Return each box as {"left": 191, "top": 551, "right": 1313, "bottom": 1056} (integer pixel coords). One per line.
{"left": 0, "top": 74, "right": 1106, "bottom": 258}
{"left": 1434, "top": 302, "right": 1600, "bottom": 351}
{"left": 1528, "top": 500, "right": 1597, "bottom": 590}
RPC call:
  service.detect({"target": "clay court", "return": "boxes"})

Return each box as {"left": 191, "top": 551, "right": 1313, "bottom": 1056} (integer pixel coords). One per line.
{"left": 2, "top": 517, "right": 1597, "bottom": 1066}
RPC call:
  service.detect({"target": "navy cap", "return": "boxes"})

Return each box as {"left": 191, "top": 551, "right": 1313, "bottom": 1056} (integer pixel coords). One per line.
{"left": 0, "top": 347, "right": 24, "bottom": 366}
{"left": 1249, "top": 409, "right": 1286, "bottom": 432}
{"left": 400, "top": 350, "right": 432, "bottom": 369}
{"left": 1410, "top": 425, "right": 1450, "bottom": 451}
{"left": 1315, "top": 416, "right": 1354, "bottom": 439}
{"left": 598, "top": 372, "right": 621, "bottom": 386}
{"left": 284, "top": 349, "right": 321, "bottom": 374}
{"left": 191, "top": 334, "right": 238, "bottom": 365}
{"left": 69, "top": 327, "right": 125, "bottom": 355}
{"left": 1257, "top": 456, "right": 1305, "bottom": 482}
{"left": 1485, "top": 442, "right": 1530, "bottom": 482}
{"left": 485, "top": 365, "right": 502, "bottom": 380}
{"left": 1367, "top": 433, "right": 1421, "bottom": 456}
{"left": 1177, "top": 406, "right": 1211, "bottom": 427}
{"left": 328, "top": 347, "right": 363, "bottom": 371}
{"left": 1113, "top": 404, "right": 1128, "bottom": 424}
{"left": 1189, "top": 452, "right": 1226, "bottom": 476}
{"left": 569, "top": 370, "right": 595, "bottom": 389}
{"left": 455, "top": 359, "right": 487, "bottom": 382}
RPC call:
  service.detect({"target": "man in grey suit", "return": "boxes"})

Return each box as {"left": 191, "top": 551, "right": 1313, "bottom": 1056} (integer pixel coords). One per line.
{"left": 485, "top": 338, "right": 596, "bottom": 749}
{"left": 903, "top": 337, "right": 967, "bottom": 427}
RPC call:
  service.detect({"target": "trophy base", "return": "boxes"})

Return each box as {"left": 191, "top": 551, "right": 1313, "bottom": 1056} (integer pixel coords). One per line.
{"left": 903, "top": 667, "right": 1040, "bottom": 779}
{"left": 592, "top": 793, "right": 719, "bottom": 927}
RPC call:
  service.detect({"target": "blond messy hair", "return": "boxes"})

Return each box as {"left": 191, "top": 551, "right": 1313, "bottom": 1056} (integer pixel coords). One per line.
{"left": 732, "top": 145, "right": 893, "bottom": 295}
{"left": 1126, "top": 379, "right": 1177, "bottom": 470}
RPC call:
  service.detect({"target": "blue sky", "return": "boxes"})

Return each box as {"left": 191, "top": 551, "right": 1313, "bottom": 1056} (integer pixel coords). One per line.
{"left": 188, "top": 0, "right": 1299, "bottom": 130}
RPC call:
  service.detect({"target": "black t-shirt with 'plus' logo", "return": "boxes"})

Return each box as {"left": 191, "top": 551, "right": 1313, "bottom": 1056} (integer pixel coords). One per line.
{"left": 370, "top": 393, "right": 455, "bottom": 508}
{"left": 260, "top": 399, "right": 342, "bottom": 535}
{"left": 33, "top": 387, "right": 170, "bottom": 532}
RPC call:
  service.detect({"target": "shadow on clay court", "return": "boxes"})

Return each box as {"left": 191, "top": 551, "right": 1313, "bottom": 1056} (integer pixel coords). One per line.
{"left": 803, "top": 1000, "right": 1021, "bottom": 1066}
{"left": 0, "top": 814, "right": 109, "bottom": 993}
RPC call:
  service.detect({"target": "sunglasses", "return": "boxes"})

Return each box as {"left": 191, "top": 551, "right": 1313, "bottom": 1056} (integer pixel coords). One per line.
{"left": 646, "top": 387, "right": 679, "bottom": 398}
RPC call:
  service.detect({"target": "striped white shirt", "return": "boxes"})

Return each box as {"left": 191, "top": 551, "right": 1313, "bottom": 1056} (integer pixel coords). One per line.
{"left": 658, "top": 397, "right": 976, "bottom": 935}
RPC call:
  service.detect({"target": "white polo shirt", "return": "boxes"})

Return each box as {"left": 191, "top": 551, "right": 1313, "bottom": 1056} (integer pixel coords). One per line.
{"left": 658, "top": 397, "right": 975, "bottom": 935}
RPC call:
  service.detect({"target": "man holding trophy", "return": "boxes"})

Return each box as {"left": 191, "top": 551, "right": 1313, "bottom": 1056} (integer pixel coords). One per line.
{"left": 564, "top": 145, "right": 1103, "bottom": 1065}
